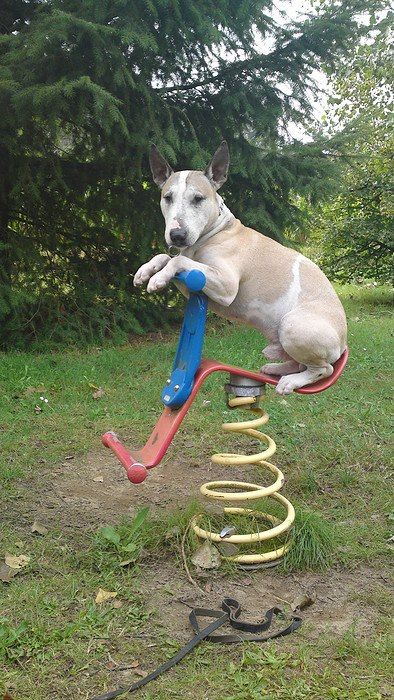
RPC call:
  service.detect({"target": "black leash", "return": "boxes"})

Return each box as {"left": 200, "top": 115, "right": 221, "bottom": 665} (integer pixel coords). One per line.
{"left": 91, "top": 598, "right": 301, "bottom": 700}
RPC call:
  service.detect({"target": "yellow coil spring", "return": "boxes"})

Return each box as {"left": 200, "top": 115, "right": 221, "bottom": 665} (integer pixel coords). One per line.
{"left": 191, "top": 396, "right": 295, "bottom": 565}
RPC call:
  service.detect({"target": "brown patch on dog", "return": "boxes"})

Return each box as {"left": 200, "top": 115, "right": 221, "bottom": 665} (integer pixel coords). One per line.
{"left": 186, "top": 171, "right": 217, "bottom": 201}
{"left": 161, "top": 171, "right": 181, "bottom": 197}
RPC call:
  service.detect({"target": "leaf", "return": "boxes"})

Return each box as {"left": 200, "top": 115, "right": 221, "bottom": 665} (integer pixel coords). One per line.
{"left": 95, "top": 588, "right": 118, "bottom": 604}
{"left": 92, "top": 387, "right": 105, "bottom": 399}
{"left": 191, "top": 542, "right": 221, "bottom": 570}
{"left": 106, "top": 661, "right": 118, "bottom": 671}
{"left": 291, "top": 592, "right": 316, "bottom": 612}
{"left": 165, "top": 526, "right": 181, "bottom": 541}
{"left": 99, "top": 526, "right": 120, "bottom": 546}
{"left": 0, "top": 562, "right": 18, "bottom": 583}
{"left": 87, "top": 381, "right": 100, "bottom": 391}
{"left": 119, "top": 559, "right": 135, "bottom": 567}
{"left": 122, "top": 542, "right": 138, "bottom": 553}
{"left": 126, "top": 507, "right": 149, "bottom": 539}
{"left": 216, "top": 541, "right": 239, "bottom": 557}
{"left": 31, "top": 521, "right": 48, "bottom": 536}
{"left": 5, "top": 554, "right": 30, "bottom": 570}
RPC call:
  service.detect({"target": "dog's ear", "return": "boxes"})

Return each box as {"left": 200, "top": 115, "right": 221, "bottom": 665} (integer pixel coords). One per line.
{"left": 149, "top": 144, "right": 173, "bottom": 188}
{"left": 204, "top": 141, "right": 230, "bottom": 190}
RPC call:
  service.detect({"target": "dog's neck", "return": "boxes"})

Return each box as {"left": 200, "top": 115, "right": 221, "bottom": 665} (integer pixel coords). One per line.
{"left": 211, "top": 194, "right": 235, "bottom": 235}
{"left": 192, "top": 195, "right": 235, "bottom": 250}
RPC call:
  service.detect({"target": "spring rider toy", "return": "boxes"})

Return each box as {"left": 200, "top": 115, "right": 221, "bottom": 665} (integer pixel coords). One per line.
{"left": 103, "top": 270, "right": 348, "bottom": 567}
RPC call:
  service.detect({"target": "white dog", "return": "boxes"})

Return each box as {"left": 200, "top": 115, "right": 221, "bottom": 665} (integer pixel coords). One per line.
{"left": 134, "top": 142, "right": 347, "bottom": 394}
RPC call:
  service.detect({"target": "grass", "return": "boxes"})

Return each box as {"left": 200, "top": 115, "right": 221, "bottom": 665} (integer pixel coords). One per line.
{"left": 186, "top": 500, "right": 336, "bottom": 571}
{"left": 280, "top": 506, "right": 336, "bottom": 572}
{"left": 0, "top": 283, "right": 393, "bottom": 699}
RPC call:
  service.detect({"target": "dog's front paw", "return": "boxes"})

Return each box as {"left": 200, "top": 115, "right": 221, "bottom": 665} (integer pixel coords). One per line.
{"left": 134, "top": 255, "right": 171, "bottom": 287}
{"left": 147, "top": 272, "right": 170, "bottom": 293}
{"left": 134, "top": 263, "right": 153, "bottom": 287}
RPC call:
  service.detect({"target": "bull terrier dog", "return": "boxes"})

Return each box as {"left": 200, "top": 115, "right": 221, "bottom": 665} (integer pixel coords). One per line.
{"left": 134, "top": 142, "right": 347, "bottom": 394}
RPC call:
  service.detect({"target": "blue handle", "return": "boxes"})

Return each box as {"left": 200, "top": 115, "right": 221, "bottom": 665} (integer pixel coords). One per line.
{"left": 175, "top": 270, "right": 206, "bottom": 292}
{"left": 161, "top": 270, "right": 208, "bottom": 409}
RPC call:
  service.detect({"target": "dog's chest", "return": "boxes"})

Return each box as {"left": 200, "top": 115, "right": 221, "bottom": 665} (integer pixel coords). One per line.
{"left": 209, "top": 255, "right": 303, "bottom": 337}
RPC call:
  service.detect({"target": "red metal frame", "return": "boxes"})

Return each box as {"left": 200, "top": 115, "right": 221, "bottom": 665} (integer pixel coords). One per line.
{"left": 102, "top": 348, "right": 348, "bottom": 484}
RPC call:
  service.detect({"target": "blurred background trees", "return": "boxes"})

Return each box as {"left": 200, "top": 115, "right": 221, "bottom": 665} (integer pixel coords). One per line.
{"left": 0, "top": 0, "right": 391, "bottom": 348}
{"left": 310, "top": 14, "right": 393, "bottom": 284}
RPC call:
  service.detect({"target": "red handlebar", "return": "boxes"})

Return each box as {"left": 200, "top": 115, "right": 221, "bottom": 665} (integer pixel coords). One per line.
{"left": 102, "top": 431, "right": 148, "bottom": 483}
{"left": 102, "top": 349, "right": 348, "bottom": 485}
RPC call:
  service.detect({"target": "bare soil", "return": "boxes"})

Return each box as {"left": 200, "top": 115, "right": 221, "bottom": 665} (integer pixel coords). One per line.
{"left": 5, "top": 443, "right": 391, "bottom": 646}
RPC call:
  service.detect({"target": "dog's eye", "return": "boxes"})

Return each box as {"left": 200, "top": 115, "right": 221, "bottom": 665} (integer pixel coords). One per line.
{"left": 193, "top": 194, "right": 205, "bottom": 204}
{"left": 163, "top": 193, "right": 172, "bottom": 203}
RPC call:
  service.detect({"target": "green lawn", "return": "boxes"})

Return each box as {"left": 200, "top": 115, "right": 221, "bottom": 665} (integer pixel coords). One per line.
{"left": 0, "top": 284, "right": 393, "bottom": 699}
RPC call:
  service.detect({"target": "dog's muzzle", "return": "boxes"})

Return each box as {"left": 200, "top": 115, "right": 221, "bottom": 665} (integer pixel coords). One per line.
{"left": 169, "top": 227, "right": 187, "bottom": 247}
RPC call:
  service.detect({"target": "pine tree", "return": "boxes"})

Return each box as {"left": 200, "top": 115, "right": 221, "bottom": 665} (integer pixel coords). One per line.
{"left": 0, "top": 0, "right": 384, "bottom": 347}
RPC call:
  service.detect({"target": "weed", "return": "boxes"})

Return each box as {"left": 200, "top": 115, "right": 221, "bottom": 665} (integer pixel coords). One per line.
{"left": 97, "top": 507, "right": 150, "bottom": 564}
{"left": 93, "top": 501, "right": 203, "bottom": 574}
{"left": 337, "top": 467, "right": 358, "bottom": 487}
{"left": 297, "top": 468, "right": 320, "bottom": 494}
{"left": 0, "top": 620, "right": 29, "bottom": 662}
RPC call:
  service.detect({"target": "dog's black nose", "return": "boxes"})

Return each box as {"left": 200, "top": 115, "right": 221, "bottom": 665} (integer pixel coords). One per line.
{"left": 169, "top": 227, "right": 187, "bottom": 246}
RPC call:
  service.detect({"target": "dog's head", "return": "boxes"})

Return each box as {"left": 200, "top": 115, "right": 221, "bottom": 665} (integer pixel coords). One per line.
{"left": 149, "top": 141, "right": 229, "bottom": 249}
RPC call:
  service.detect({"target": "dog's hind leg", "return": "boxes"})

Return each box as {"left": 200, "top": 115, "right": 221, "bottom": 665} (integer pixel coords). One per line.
{"left": 274, "top": 307, "right": 341, "bottom": 394}
{"left": 276, "top": 363, "right": 333, "bottom": 394}
{"left": 262, "top": 343, "right": 290, "bottom": 361}
{"left": 261, "top": 360, "right": 302, "bottom": 376}
{"left": 261, "top": 343, "right": 298, "bottom": 375}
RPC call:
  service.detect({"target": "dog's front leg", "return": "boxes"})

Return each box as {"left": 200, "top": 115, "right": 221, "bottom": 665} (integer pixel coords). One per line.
{"left": 133, "top": 254, "right": 171, "bottom": 287}
{"left": 147, "top": 256, "right": 239, "bottom": 306}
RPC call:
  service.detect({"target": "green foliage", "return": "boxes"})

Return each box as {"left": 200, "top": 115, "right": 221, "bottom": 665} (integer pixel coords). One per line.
{"left": 96, "top": 507, "right": 150, "bottom": 564}
{"left": 281, "top": 506, "right": 336, "bottom": 572}
{"left": 0, "top": 604, "right": 115, "bottom": 663}
{"left": 0, "top": 619, "right": 28, "bottom": 661}
{"left": 195, "top": 499, "right": 336, "bottom": 572}
{"left": 0, "top": 0, "right": 384, "bottom": 346}
{"left": 94, "top": 503, "right": 202, "bottom": 570}
{"left": 317, "top": 151, "right": 393, "bottom": 283}
{"left": 311, "top": 16, "right": 393, "bottom": 283}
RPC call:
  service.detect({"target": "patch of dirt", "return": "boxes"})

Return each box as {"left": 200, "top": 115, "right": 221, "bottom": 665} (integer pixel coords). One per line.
{"left": 140, "top": 559, "right": 390, "bottom": 643}
{"left": 4, "top": 443, "right": 392, "bottom": 644}
{"left": 7, "top": 437, "right": 254, "bottom": 532}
